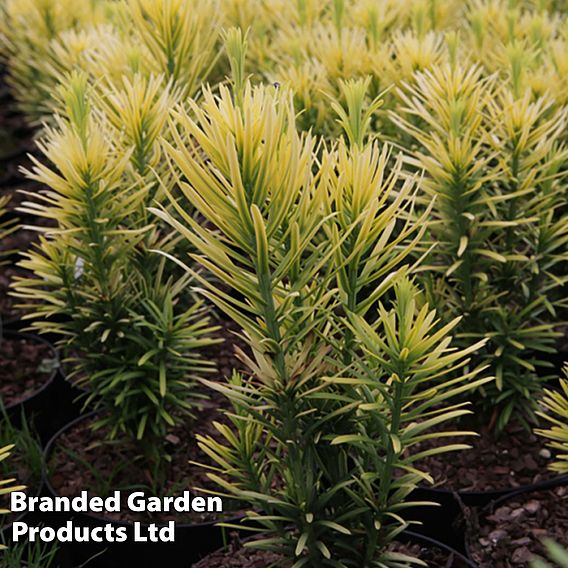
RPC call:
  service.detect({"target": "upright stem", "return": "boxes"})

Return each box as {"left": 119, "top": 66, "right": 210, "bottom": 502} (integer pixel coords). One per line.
{"left": 503, "top": 148, "right": 520, "bottom": 283}
{"left": 379, "top": 379, "right": 404, "bottom": 508}
{"left": 342, "top": 262, "right": 359, "bottom": 366}
{"left": 450, "top": 173, "right": 474, "bottom": 312}
{"left": 256, "top": 258, "right": 288, "bottom": 383}
{"left": 82, "top": 173, "right": 113, "bottom": 304}
{"left": 254, "top": 232, "right": 320, "bottom": 563}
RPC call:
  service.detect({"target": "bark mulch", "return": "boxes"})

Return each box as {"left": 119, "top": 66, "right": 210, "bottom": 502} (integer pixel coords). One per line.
{"left": 466, "top": 484, "right": 568, "bottom": 567}
{"left": 0, "top": 335, "right": 56, "bottom": 407}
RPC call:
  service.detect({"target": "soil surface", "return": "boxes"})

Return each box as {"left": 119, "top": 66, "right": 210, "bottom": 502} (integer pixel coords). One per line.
{"left": 193, "top": 534, "right": 471, "bottom": 567}
{"left": 412, "top": 421, "right": 557, "bottom": 492}
{"left": 0, "top": 335, "right": 57, "bottom": 406}
{"left": 467, "top": 484, "right": 568, "bottom": 567}
{"left": 49, "top": 319, "right": 249, "bottom": 525}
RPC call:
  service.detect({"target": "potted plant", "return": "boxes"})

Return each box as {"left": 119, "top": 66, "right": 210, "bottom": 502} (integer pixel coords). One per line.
{"left": 153, "top": 74, "right": 490, "bottom": 565}
{"left": 389, "top": 60, "right": 568, "bottom": 505}
{"left": 11, "top": 68, "right": 230, "bottom": 566}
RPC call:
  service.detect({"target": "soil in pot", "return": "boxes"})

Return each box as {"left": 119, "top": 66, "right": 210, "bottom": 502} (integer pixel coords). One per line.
{"left": 193, "top": 532, "right": 473, "bottom": 567}
{"left": 0, "top": 333, "right": 58, "bottom": 408}
{"left": 409, "top": 420, "right": 557, "bottom": 493}
{"left": 466, "top": 484, "right": 568, "bottom": 567}
{"left": 48, "top": 398, "right": 239, "bottom": 525}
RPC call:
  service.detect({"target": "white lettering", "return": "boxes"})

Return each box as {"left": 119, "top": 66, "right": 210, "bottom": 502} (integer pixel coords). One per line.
{"left": 10, "top": 492, "right": 28, "bottom": 513}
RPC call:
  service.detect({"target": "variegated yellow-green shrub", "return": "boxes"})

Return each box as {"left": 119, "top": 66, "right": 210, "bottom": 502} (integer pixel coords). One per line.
{"left": 11, "top": 73, "right": 219, "bottom": 478}
{"left": 465, "top": 0, "right": 567, "bottom": 105}
{"left": 151, "top": 74, "right": 490, "bottom": 565}
{"left": 391, "top": 63, "right": 568, "bottom": 432}
{"left": 536, "top": 366, "right": 568, "bottom": 474}
{"left": 2, "top": 0, "right": 566, "bottom": 134}
{"left": 235, "top": 0, "right": 566, "bottom": 139}
{"left": 0, "top": 0, "right": 223, "bottom": 123}
{"left": 0, "top": 0, "right": 108, "bottom": 122}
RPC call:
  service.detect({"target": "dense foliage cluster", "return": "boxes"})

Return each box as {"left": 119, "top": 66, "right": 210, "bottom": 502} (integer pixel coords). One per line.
{"left": 0, "top": 0, "right": 566, "bottom": 565}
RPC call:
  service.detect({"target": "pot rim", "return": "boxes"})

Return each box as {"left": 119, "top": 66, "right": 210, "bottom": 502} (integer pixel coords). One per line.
{"left": 43, "top": 411, "right": 244, "bottom": 530}
{"left": 192, "top": 528, "right": 478, "bottom": 568}
{"left": 463, "top": 474, "right": 568, "bottom": 564}
{"left": 416, "top": 472, "right": 568, "bottom": 500}
{"left": 2, "top": 330, "right": 59, "bottom": 411}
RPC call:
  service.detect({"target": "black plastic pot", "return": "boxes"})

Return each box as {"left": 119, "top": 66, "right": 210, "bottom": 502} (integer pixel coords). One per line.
{"left": 192, "top": 529, "right": 476, "bottom": 567}
{"left": 402, "top": 473, "right": 568, "bottom": 554}
{"left": 3, "top": 319, "right": 88, "bottom": 443}
{"left": 401, "top": 530, "right": 476, "bottom": 567}
{"left": 1, "top": 330, "right": 62, "bottom": 444}
{"left": 464, "top": 473, "right": 568, "bottom": 565}
{"left": 43, "top": 412, "right": 243, "bottom": 568}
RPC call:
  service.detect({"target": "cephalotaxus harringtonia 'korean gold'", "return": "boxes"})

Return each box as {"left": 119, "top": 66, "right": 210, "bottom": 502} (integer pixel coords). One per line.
{"left": 12, "top": 72, "right": 218, "bottom": 474}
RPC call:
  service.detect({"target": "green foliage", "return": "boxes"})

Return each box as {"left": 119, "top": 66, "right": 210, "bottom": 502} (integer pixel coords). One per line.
{"left": 392, "top": 63, "right": 568, "bottom": 431}
{"left": 154, "top": 80, "right": 489, "bottom": 566}
{"left": 0, "top": 410, "right": 42, "bottom": 498}
{"left": 127, "top": 0, "right": 222, "bottom": 96}
{"left": 328, "top": 76, "right": 384, "bottom": 148}
{"left": 536, "top": 366, "right": 568, "bottom": 474}
{"left": 531, "top": 539, "right": 568, "bottom": 568}
{"left": 12, "top": 73, "right": 218, "bottom": 468}
{"left": 0, "top": 540, "right": 58, "bottom": 567}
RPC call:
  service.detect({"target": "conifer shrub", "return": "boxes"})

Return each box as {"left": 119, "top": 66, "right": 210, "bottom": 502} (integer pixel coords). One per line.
{"left": 152, "top": 75, "right": 490, "bottom": 565}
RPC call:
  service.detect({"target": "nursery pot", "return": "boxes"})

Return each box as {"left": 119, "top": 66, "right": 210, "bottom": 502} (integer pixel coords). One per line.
{"left": 401, "top": 472, "right": 568, "bottom": 557}
{"left": 1, "top": 330, "right": 62, "bottom": 443}
{"left": 192, "top": 529, "right": 476, "bottom": 567}
{"left": 43, "top": 412, "right": 244, "bottom": 568}
{"left": 464, "top": 474, "right": 568, "bottom": 566}
{"left": 400, "top": 414, "right": 568, "bottom": 552}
